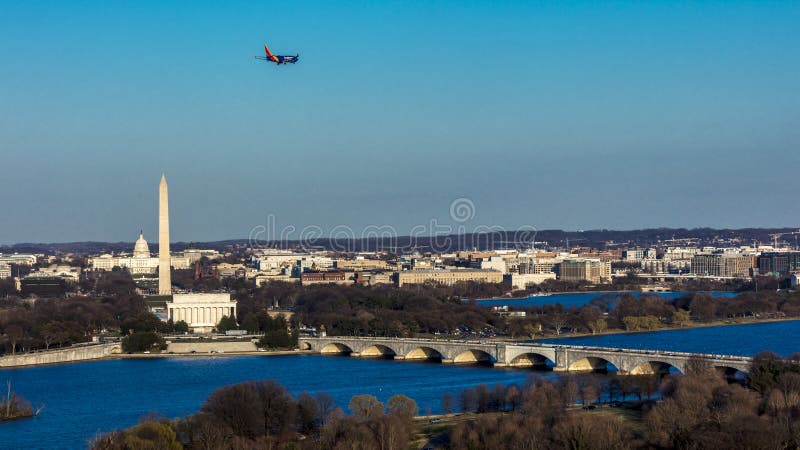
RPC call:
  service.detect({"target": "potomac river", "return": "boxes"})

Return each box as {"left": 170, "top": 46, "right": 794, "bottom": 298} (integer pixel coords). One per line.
{"left": 474, "top": 291, "right": 737, "bottom": 308}
{"left": 1, "top": 320, "right": 798, "bottom": 449}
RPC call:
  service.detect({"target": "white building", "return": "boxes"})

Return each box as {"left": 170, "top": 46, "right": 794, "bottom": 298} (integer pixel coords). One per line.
{"left": 507, "top": 272, "right": 556, "bottom": 290}
{"left": 254, "top": 251, "right": 306, "bottom": 271}
{"left": 91, "top": 232, "right": 160, "bottom": 274}
{"left": 165, "top": 293, "right": 238, "bottom": 333}
{"left": 25, "top": 264, "right": 82, "bottom": 282}
{"left": 479, "top": 256, "right": 508, "bottom": 274}
{"left": 792, "top": 274, "right": 799, "bottom": 289}
{"left": 254, "top": 272, "right": 297, "bottom": 286}
{"left": 90, "top": 232, "right": 212, "bottom": 273}
{"left": 0, "top": 263, "right": 11, "bottom": 279}
{"left": 0, "top": 253, "right": 37, "bottom": 266}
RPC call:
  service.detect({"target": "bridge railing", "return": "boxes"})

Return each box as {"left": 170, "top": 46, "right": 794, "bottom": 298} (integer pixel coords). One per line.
{"left": 308, "top": 336, "right": 505, "bottom": 346}
{"left": 305, "top": 336, "right": 752, "bottom": 363}
{"left": 517, "top": 343, "right": 752, "bottom": 362}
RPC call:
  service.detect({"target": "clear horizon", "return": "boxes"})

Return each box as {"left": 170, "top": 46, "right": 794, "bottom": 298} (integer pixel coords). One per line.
{"left": 2, "top": 1, "right": 798, "bottom": 244}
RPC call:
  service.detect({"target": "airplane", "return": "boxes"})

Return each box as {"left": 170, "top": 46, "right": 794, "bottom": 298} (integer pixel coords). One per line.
{"left": 254, "top": 43, "right": 299, "bottom": 65}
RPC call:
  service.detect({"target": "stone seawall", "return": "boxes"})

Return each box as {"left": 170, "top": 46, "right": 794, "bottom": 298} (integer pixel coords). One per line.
{"left": 0, "top": 343, "right": 121, "bottom": 368}
{"left": 166, "top": 341, "right": 258, "bottom": 353}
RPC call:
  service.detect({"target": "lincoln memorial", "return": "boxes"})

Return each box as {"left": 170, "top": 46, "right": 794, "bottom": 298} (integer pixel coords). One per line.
{"left": 166, "top": 293, "right": 237, "bottom": 333}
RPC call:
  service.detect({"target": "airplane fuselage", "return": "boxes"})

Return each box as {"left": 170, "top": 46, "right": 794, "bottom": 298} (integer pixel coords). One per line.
{"left": 275, "top": 55, "right": 298, "bottom": 64}
{"left": 255, "top": 54, "right": 299, "bottom": 64}
{"left": 255, "top": 43, "right": 299, "bottom": 65}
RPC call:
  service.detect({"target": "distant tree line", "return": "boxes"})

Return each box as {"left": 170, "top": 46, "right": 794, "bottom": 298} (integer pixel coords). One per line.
{"left": 0, "top": 272, "right": 165, "bottom": 355}
{"left": 233, "top": 282, "right": 800, "bottom": 339}
{"left": 7, "top": 227, "right": 795, "bottom": 254}
{"left": 504, "top": 290, "right": 800, "bottom": 338}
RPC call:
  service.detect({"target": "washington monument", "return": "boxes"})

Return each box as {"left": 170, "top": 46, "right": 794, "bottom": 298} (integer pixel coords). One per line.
{"left": 158, "top": 174, "right": 171, "bottom": 295}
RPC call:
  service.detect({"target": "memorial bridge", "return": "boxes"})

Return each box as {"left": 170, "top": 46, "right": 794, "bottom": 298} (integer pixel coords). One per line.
{"left": 299, "top": 336, "right": 752, "bottom": 376}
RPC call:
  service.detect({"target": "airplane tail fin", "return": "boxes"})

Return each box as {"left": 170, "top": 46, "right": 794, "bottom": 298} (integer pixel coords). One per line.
{"left": 264, "top": 43, "right": 274, "bottom": 58}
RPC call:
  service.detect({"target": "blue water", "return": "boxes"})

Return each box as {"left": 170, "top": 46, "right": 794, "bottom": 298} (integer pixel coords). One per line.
{"left": 540, "top": 320, "right": 800, "bottom": 357}
{"left": 2, "top": 319, "right": 798, "bottom": 449}
{"left": 475, "top": 291, "right": 738, "bottom": 309}
{"left": 0, "top": 356, "right": 547, "bottom": 449}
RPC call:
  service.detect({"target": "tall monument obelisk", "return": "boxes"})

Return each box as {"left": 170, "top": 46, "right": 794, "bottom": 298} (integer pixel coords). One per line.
{"left": 158, "top": 174, "right": 172, "bottom": 295}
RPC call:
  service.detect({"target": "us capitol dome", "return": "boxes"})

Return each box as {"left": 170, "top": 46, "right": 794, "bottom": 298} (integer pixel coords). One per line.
{"left": 133, "top": 231, "right": 150, "bottom": 258}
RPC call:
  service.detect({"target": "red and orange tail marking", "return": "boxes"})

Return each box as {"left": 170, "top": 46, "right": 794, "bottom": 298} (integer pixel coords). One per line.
{"left": 264, "top": 44, "right": 278, "bottom": 62}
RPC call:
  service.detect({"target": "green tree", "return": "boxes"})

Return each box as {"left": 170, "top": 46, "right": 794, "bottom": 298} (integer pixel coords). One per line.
{"left": 672, "top": 309, "right": 691, "bottom": 327}
{"left": 122, "top": 332, "right": 166, "bottom": 353}
{"left": 622, "top": 316, "right": 640, "bottom": 331}
{"left": 124, "top": 421, "right": 182, "bottom": 450}
{"left": 589, "top": 318, "right": 607, "bottom": 334}
{"left": 748, "top": 351, "right": 800, "bottom": 394}
{"left": 215, "top": 315, "right": 237, "bottom": 333}
{"left": 173, "top": 321, "right": 189, "bottom": 334}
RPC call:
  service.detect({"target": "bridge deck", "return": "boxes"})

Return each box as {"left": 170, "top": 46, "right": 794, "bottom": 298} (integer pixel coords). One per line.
{"left": 300, "top": 336, "right": 752, "bottom": 374}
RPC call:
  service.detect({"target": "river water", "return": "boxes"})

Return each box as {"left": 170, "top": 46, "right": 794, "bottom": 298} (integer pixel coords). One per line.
{"left": 474, "top": 291, "right": 737, "bottom": 309}
{"left": 540, "top": 320, "right": 800, "bottom": 357}
{"left": 1, "top": 356, "right": 546, "bottom": 449}
{"left": 1, "top": 319, "right": 798, "bottom": 449}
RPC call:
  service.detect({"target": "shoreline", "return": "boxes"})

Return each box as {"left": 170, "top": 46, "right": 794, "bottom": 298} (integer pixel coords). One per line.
{"left": 3, "top": 318, "right": 797, "bottom": 369}
{"left": 530, "top": 316, "right": 800, "bottom": 342}
{"left": 0, "top": 349, "right": 317, "bottom": 370}
{"left": 110, "top": 349, "right": 314, "bottom": 359}
{"left": 474, "top": 290, "right": 634, "bottom": 301}
{"left": 469, "top": 289, "right": 739, "bottom": 303}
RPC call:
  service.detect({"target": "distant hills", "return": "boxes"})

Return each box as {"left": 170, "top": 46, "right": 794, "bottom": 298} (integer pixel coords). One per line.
{"left": 2, "top": 227, "right": 798, "bottom": 255}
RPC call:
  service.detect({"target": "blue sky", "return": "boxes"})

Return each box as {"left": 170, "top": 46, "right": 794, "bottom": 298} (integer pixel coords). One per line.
{"left": 1, "top": 1, "right": 798, "bottom": 244}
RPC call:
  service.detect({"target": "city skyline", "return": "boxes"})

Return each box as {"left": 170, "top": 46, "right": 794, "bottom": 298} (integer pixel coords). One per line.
{"left": 3, "top": 3, "right": 800, "bottom": 449}
{"left": 2, "top": 1, "right": 798, "bottom": 243}
{"left": 1, "top": 171, "right": 800, "bottom": 245}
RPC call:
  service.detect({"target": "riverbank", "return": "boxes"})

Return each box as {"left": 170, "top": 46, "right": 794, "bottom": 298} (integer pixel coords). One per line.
{"left": 0, "top": 346, "right": 314, "bottom": 369}
{"left": 526, "top": 316, "right": 800, "bottom": 342}
{"left": 3, "top": 317, "right": 796, "bottom": 369}
{"left": 113, "top": 349, "right": 314, "bottom": 359}
{"left": 470, "top": 290, "right": 637, "bottom": 302}
{"left": 470, "top": 289, "right": 740, "bottom": 303}
{"left": 0, "top": 343, "right": 119, "bottom": 369}
{"left": 412, "top": 406, "right": 647, "bottom": 449}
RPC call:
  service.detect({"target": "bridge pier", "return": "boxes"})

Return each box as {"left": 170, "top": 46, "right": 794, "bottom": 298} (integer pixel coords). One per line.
{"left": 442, "top": 359, "right": 454, "bottom": 364}
{"left": 393, "top": 355, "right": 406, "bottom": 360}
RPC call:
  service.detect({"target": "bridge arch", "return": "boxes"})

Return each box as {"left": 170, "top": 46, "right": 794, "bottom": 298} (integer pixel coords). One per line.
{"left": 630, "top": 360, "right": 682, "bottom": 376}
{"left": 568, "top": 356, "right": 619, "bottom": 373}
{"left": 320, "top": 343, "right": 354, "bottom": 355}
{"left": 453, "top": 349, "right": 496, "bottom": 366}
{"left": 360, "top": 344, "right": 397, "bottom": 358}
{"left": 508, "top": 352, "right": 555, "bottom": 369}
{"left": 405, "top": 346, "right": 445, "bottom": 362}
{"left": 715, "top": 365, "right": 747, "bottom": 382}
